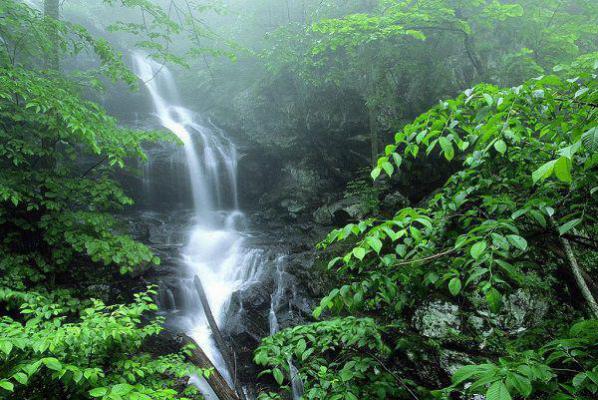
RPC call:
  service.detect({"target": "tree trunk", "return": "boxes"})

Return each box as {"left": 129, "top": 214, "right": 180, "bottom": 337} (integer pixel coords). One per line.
{"left": 44, "top": 0, "right": 60, "bottom": 71}
{"left": 551, "top": 217, "right": 598, "bottom": 318}
{"left": 193, "top": 275, "right": 246, "bottom": 399}
{"left": 179, "top": 334, "right": 241, "bottom": 400}
{"left": 368, "top": 105, "right": 378, "bottom": 168}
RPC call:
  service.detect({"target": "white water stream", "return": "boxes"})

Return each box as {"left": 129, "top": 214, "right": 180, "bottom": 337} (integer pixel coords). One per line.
{"left": 133, "top": 53, "right": 266, "bottom": 398}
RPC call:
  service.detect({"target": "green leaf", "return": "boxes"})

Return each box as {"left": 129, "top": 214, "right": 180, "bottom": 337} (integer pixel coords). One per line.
{"left": 366, "top": 237, "right": 383, "bottom": 254}
{"left": 483, "top": 93, "right": 494, "bottom": 107}
{"left": 273, "top": 368, "right": 284, "bottom": 385}
{"left": 494, "top": 139, "right": 507, "bottom": 155}
{"left": 340, "top": 368, "right": 353, "bottom": 382}
{"left": 581, "top": 127, "right": 598, "bottom": 152}
{"left": 353, "top": 247, "right": 366, "bottom": 260}
{"left": 553, "top": 156, "right": 572, "bottom": 183}
{"left": 506, "top": 235, "right": 527, "bottom": 251}
{"left": 12, "top": 372, "right": 28, "bottom": 385}
{"left": 506, "top": 372, "right": 532, "bottom": 396}
{"left": 0, "top": 381, "right": 14, "bottom": 392}
{"left": 486, "top": 287, "right": 502, "bottom": 313}
{"left": 0, "top": 341, "right": 13, "bottom": 356}
{"left": 470, "top": 241, "right": 487, "bottom": 260}
{"left": 558, "top": 218, "right": 582, "bottom": 236}
{"left": 448, "top": 277, "right": 462, "bottom": 296}
{"left": 89, "top": 387, "right": 109, "bottom": 397}
{"left": 371, "top": 167, "right": 381, "bottom": 180}
{"left": 381, "top": 161, "right": 394, "bottom": 177}
{"left": 528, "top": 210, "right": 546, "bottom": 228}
{"left": 486, "top": 380, "right": 512, "bottom": 400}
{"left": 42, "top": 357, "right": 62, "bottom": 371}
{"left": 438, "top": 137, "right": 455, "bottom": 161}
{"left": 572, "top": 372, "right": 586, "bottom": 388}
{"left": 295, "top": 339, "right": 307, "bottom": 358}
{"left": 532, "top": 160, "right": 556, "bottom": 183}
{"left": 111, "top": 384, "right": 133, "bottom": 395}
{"left": 452, "top": 364, "right": 486, "bottom": 385}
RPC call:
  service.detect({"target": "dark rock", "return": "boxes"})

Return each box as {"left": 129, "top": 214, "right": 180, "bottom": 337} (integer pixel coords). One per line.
{"left": 313, "top": 196, "right": 368, "bottom": 226}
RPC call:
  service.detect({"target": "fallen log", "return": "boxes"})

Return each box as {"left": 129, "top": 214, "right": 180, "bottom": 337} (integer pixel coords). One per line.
{"left": 179, "top": 333, "right": 241, "bottom": 400}
{"left": 193, "top": 275, "right": 247, "bottom": 400}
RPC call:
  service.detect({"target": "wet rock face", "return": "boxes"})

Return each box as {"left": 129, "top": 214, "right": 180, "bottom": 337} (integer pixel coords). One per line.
{"left": 413, "top": 301, "right": 461, "bottom": 339}
{"left": 499, "top": 289, "right": 549, "bottom": 333}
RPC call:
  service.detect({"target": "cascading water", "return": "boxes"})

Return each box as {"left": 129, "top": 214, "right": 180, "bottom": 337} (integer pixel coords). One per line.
{"left": 267, "top": 256, "right": 304, "bottom": 400}
{"left": 132, "top": 53, "right": 267, "bottom": 398}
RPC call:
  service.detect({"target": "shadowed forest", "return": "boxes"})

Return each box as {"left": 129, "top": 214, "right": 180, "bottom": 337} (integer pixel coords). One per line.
{"left": 0, "top": 1, "right": 597, "bottom": 400}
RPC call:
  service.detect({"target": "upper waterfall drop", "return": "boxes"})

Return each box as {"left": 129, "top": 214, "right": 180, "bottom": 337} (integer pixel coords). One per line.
{"left": 132, "top": 52, "right": 238, "bottom": 222}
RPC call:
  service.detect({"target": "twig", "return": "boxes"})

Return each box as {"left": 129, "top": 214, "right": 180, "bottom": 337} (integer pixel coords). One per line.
{"left": 394, "top": 248, "right": 456, "bottom": 266}
{"left": 81, "top": 156, "right": 108, "bottom": 177}
{"left": 361, "top": 349, "right": 420, "bottom": 400}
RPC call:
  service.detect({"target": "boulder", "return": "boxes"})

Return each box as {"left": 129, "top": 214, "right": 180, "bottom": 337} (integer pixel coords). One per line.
{"left": 313, "top": 196, "right": 368, "bottom": 226}
{"left": 413, "top": 301, "right": 461, "bottom": 339}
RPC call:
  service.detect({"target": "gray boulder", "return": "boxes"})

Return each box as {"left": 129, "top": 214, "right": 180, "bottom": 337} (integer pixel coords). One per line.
{"left": 413, "top": 301, "right": 461, "bottom": 339}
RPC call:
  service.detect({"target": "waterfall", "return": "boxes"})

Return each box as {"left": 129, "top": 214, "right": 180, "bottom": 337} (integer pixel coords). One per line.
{"left": 133, "top": 53, "right": 264, "bottom": 398}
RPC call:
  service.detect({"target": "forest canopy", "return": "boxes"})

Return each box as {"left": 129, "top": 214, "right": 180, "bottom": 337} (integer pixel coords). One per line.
{"left": 0, "top": 1, "right": 597, "bottom": 400}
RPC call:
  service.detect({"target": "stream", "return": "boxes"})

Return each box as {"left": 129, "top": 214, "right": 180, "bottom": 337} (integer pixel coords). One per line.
{"left": 132, "top": 53, "right": 303, "bottom": 399}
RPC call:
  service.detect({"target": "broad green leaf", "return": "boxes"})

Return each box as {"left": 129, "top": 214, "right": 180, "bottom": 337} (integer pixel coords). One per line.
{"left": 470, "top": 241, "right": 487, "bottom": 260}
{"left": 89, "top": 387, "right": 109, "bottom": 397}
{"left": 0, "top": 341, "right": 13, "bottom": 356}
{"left": 494, "top": 139, "right": 507, "bottom": 155}
{"left": 572, "top": 372, "right": 586, "bottom": 387}
{"left": 382, "top": 161, "right": 394, "bottom": 177}
{"left": 486, "top": 380, "right": 512, "bottom": 400}
{"left": 486, "top": 287, "right": 502, "bottom": 313}
{"left": 340, "top": 368, "right": 353, "bottom": 382}
{"left": 111, "top": 384, "right": 133, "bottom": 396}
{"left": 366, "top": 237, "right": 383, "bottom": 254}
{"left": 371, "top": 167, "right": 381, "bottom": 180}
{"left": 558, "top": 218, "right": 582, "bottom": 236}
{"left": 448, "top": 277, "right": 462, "bottom": 296}
{"left": 438, "top": 137, "right": 455, "bottom": 161}
{"left": 532, "top": 160, "right": 556, "bottom": 183}
{"left": 353, "top": 247, "right": 366, "bottom": 260}
{"left": 581, "top": 127, "right": 598, "bottom": 152}
{"left": 12, "top": 372, "right": 27, "bottom": 385}
{"left": 506, "top": 235, "right": 527, "bottom": 251}
{"left": 553, "top": 156, "right": 572, "bottom": 183}
{"left": 0, "top": 381, "right": 14, "bottom": 392}
{"left": 452, "top": 364, "right": 487, "bottom": 385}
{"left": 42, "top": 357, "right": 62, "bottom": 371}
{"left": 506, "top": 372, "right": 532, "bottom": 396}
{"left": 273, "top": 368, "right": 284, "bottom": 385}
{"left": 295, "top": 339, "right": 307, "bottom": 358}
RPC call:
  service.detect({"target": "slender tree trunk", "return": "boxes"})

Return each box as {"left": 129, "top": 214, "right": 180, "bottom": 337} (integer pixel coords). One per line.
{"left": 368, "top": 105, "right": 378, "bottom": 168}
{"left": 44, "top": 0, "right": 60, "bottom": 71}
{"left": 367, "top": 64, "right": 379, "bottom": 168}
{"left": 463, "top": 34, "right": 484, "bottom": 80}
{"left": 551, "top": 217, "right": 598, "bottom": 318}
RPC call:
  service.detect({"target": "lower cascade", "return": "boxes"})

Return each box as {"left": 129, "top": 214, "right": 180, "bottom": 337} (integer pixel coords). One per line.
{"left": 132, "top": 53, "right": 295, "bottom": 399}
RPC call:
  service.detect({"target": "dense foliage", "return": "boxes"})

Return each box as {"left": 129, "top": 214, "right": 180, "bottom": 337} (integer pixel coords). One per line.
{"left": 254, "top": 54, "right": 598, "bottom": 399}
{"left": 0, "top": 1, "right": 208, "bottom": 399}
{"left": 2, "top": 0, "right": 597, "bottom": 399}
